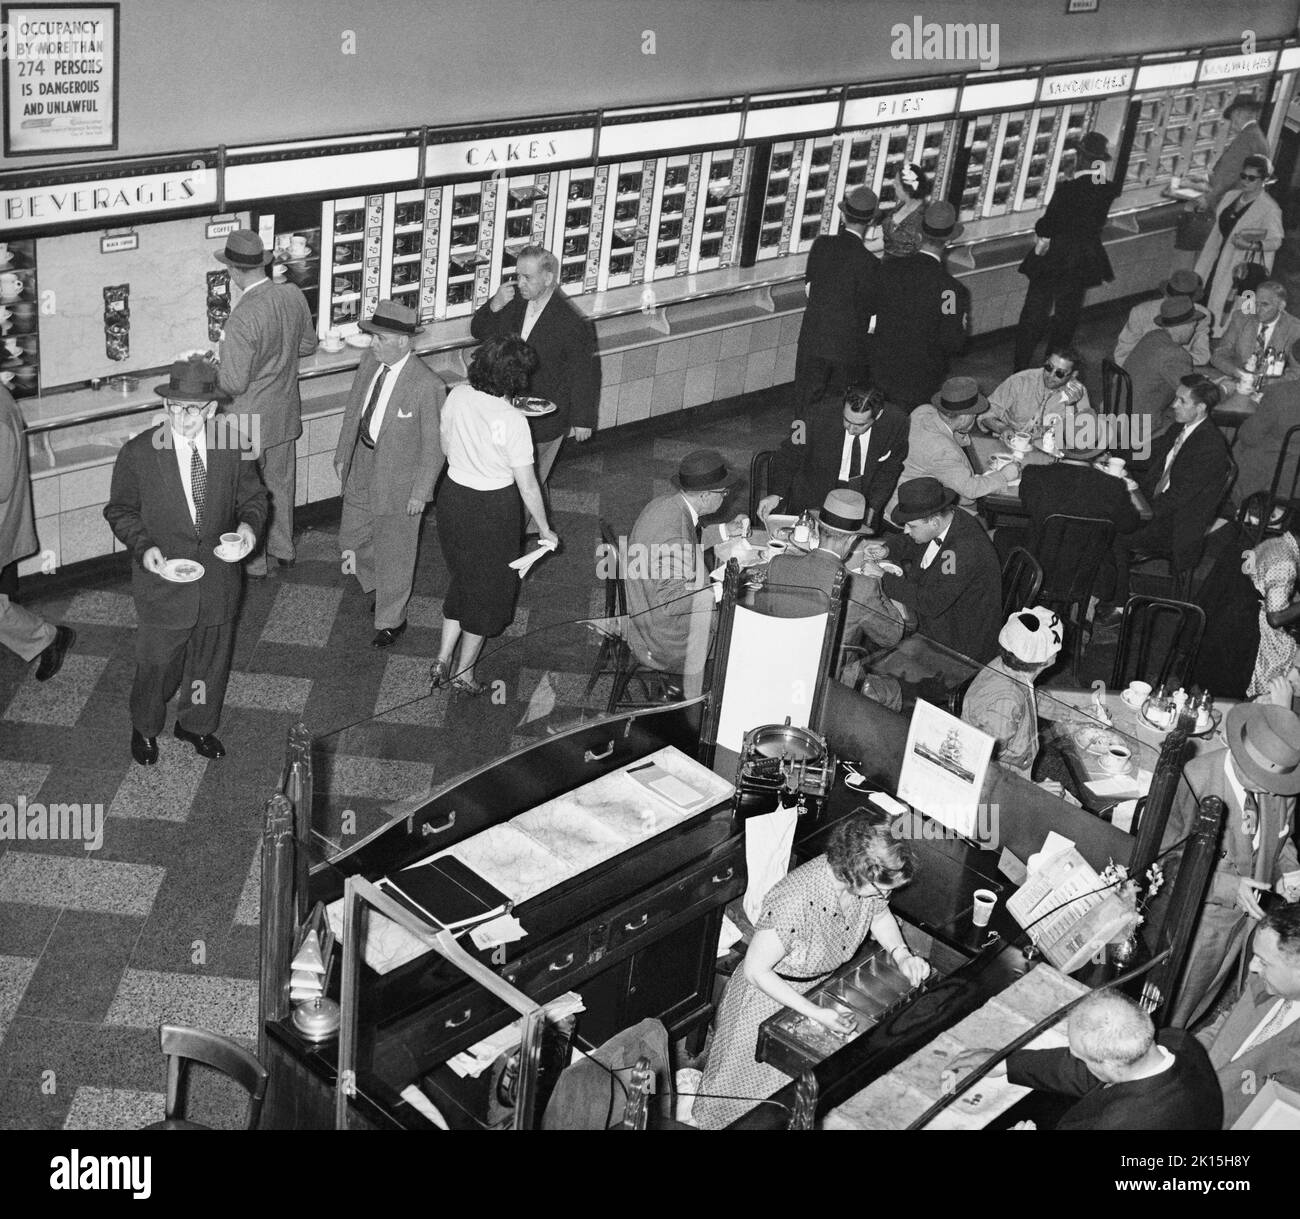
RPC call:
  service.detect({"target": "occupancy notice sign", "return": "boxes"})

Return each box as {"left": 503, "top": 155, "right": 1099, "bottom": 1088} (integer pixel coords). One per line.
{"left": 2, "top": 4, "right": 119, "bottom": 155}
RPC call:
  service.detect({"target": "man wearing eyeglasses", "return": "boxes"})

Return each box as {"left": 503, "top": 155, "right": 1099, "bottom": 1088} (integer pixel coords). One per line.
{"left": 1210, "top": 280, "right": 1300, "bottom": 383}
{"left": 104, "top": 358, "right": 267, "bottom": 766}
{"left": 1194, "top": 94, "right": 1270, "bottom": 215}
{"left": 978, "top": 346, "right": 1093, "bottom": 443}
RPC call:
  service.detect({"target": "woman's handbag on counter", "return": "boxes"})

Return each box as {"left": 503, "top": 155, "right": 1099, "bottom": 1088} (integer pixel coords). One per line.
{"left": 1174, "top": 208, "right": 1214, "bottom": 251}
{"left": 1224, "top": 243, "right": 1268, "bottom": 325}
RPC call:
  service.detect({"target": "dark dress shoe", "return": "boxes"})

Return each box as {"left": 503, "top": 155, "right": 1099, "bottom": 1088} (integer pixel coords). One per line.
{"left": 173, "top": 723, "right": 226, "bottom": 758}
{"left": 131, "top": 729, "right": 159, "bottom": 766}
{"left": 372, "top": 622, "right": 407, "bottom": 648}
{"left": 34, "top": 625, "right": 75, "bottom": 681}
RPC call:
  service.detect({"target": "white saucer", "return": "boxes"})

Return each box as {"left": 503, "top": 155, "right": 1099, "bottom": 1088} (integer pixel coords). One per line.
{"left": 286, "top": 246, "right": 312, "bottom": 260}
{"left": 320, "top": 342, "right": 344, "bottom": 354}
{"left": 160, "top": 558, "right": 204, "bottom": 583}
{"left": 213, "top": 544, "right": 248, "bottom": 563}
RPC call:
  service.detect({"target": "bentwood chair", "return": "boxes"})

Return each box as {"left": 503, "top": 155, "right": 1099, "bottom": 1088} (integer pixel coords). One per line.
{"left": 1100, "top": 359, "right": 1133, "bottom": 420}
{"left": 142, "top": 1023, "right": 268, "bottom": 1130}
{"left": 1110, "top": 595, "right": 1206, "bottom": 693}
{"left": 1033, "top": 514, "right": 1116, "bottom": 682}
{"left": 749, "top": 450, "right": 777, "bottom": 522}
{"left": 1237, "top": 424, "right": 1300, "bottom": 547}
{"left": 1001, "top": 547, "right": 1043, "bottom": 619}
{"left": 1131, "top": 456, "right": 1238, "bottom": 598}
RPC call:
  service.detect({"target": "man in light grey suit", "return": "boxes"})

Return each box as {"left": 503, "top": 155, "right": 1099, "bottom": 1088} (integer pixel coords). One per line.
{"left": 334, "top": 301, "right": 445, "bottom": 648}
{"left": 0, "top": 385, "right": 73, "bottom": 679}
{"left": 216, "top": 229, "right": 318, "bottom": 577}
{"left": 624, "top": 450, "right": 748, "bottom": 675}
{"left": 1201, "top": 904, "right": 1300, "bottom": 1127}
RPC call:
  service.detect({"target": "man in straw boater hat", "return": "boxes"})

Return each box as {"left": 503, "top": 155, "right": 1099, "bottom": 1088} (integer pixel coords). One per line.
{"left": 104, "top": 357, "right": 267, "bottom": 765}
{"left": 624, "top": 450, "right": 749, "bottom": 678}
{"left": 214, "top": 229, "right": 317, "bottom": 577}
{"left": 885, "top": 375, "right": 1020, "bottom": 521}
{"left": 333, "top": 300, "right": 445, "bottom": 649}
{"left": 867, "top": 200, "right": 970, "bottom": 411}
{"left": 795, "top": 185, "right": 881, "bottom": 411}
{"left": 858, "top": 475, "right": 1002, "bottom": 664}
{"left": 1112, "top": 268, "right": 1211, "bottom": 367}
{"left": 1159, "top": 700, "right": 1300, "bottom": 1028}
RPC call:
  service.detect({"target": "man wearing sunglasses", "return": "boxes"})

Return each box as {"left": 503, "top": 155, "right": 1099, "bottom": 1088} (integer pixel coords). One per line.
{"left": 1194, "top": 94, "right": 1269, "bottom": 215}
{"left": 104, "top": 358, "right": 267, "bottom": 766}
{"left": 979, "top": 345, "right": 1093, "bottom": 443}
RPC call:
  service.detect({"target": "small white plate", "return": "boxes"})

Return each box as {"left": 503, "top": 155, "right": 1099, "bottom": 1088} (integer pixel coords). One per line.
{"left": 514, "top": 396, "right": 558, "bottom": 417}
{"left": 878, "top": 561, "right": 903, "bottom": 577}
{"left": 160, "top": 558, "right": 204, "bottom": 583}
{"left": 212, "top": 543, "right": 248, "bottom": 564}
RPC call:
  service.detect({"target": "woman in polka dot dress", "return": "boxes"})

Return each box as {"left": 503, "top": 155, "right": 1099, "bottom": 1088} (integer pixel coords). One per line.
{"left": 694, "top": 812, "right": 930, "bottom": 1129}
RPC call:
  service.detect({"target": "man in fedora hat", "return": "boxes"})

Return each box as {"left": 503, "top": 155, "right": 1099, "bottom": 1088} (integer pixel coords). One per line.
{"left": 214, "top": 229, "right": 317, "bottom": 577}
{"left": 758, "top": 384, "right": 908, "bottom": 531}
{"left": 885, "top": 376, "right": 1020, "bottom": 520}
{"left": 104, "top": 357, "right": 268, "bottom": 764}
{"left": 471, "top": 244, "right": 597, "bottom": 530}
{"left": 1159, "top": 701, "right": 1300, "bottom": 1027}
{"left": 1014, "top": 131, "right": 1122, "bottom": 370}
{"left": 1121, "top": 296, "right": 1199, "bottom": 441}
{"left": 795, "top": 185, "right": 881, "bottom": 410}
{"left": 333, "top": 301, "right": 445, "bottom": 648}
{"left": 0, "top": 384, "right": 75, "bottom": 682}
{"left": 625, "top": 450, "right": 748, "bottom": 676}
{"left": 860, "top": 475, "right": 1002, "bottom": 662}
{"left": 1195, "top": 93, "right": 1270, "bottom": 215}
{"left": 866, "top": 200, "right": 970, "bottom": 410}
{"left": 1113, "top": 268, "right": 1212, "bottom": 366}
{"left": 1211, "top": 279, "right": 1300, "bottom": 383}
{"left": 1106, "top": 373, "right": 1228, "bottom": 614}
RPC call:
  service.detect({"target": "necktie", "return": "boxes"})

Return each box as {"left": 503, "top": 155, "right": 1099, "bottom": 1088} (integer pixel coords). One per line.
{"left": 847, "top": 433, "right": 864, "bottom": 480}
{"left": 1154, "top": 427, "right": 1188, "bottom": 496}
{"left": 190, "top": 442, "right": 207, "bottom": 532}
{"left": 1247, "top": 999, "right": 1293, "bottom": 1051}
{"left": 1242, "top": 791, "right": 1259, "bottom": 838}
{"left": 359, "top": 365, "right": 389, "bottom": 449}
{"left": 1253, "top": 322, "right": 1269, "bottom": 366}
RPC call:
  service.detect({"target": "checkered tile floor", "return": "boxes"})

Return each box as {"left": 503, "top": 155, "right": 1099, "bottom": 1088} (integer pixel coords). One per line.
{"left": 0, "top": 309, "right": 1140, "bottom": 1129}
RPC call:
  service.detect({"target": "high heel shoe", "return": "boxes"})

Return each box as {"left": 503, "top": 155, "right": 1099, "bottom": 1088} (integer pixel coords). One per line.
{"left": 429, "top": 659, "right": 450, "bottom": 689}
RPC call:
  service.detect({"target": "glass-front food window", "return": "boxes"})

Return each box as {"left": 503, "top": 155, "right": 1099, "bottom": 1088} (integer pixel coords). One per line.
{"left": 559, "top": 167, "right": 594, "bottom": 292}
{"left": 756, "top": 140, "right": 797, "bottom": 259}
{"left": 652, "top": 154, "right": 691, "bottom": 275}
{"left": 986, "top": 110, "right": 1028, "bottom": 217}
{"left": 327, "top": 196, "right": 365, "bottom": 327}
{"left": 795, "top": 136, "right": 837, "bottom": 249}
{"left": 444, "top": 182, "right": 484, "bottom": 316}
{"left": 956, "top": 116, "right": 995, "bottom": 220}
{"left": 501, "top": 173, "right": 546, "bottom": 284}
{"left": 603, "top": 160, "right": 647, "bottom": 288}
{"left": 389, "top": 189, "right": 425, "bottom": 299}
{"left": 843, "top": 131, "right": 882, "bottom": 192}
{"left": 1054, "top": 102, "right": 1095, "bottom": 187}
{"left": 1019, "top": 108, "right": 1059, "bottom": 209}
{"left": 697, "top": 147, "right": 746, "bottom": 271}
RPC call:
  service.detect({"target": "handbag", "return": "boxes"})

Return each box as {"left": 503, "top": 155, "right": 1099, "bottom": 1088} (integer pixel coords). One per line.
{"left": 1175, "top": 208, "right": 1215, "bottom": 252}
{"left": 1223, "top": 243, "right": 1268, "bottom": 327}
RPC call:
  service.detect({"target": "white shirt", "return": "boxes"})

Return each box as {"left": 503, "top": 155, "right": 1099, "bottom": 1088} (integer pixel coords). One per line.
{"left": 361, "top": 351, "right": 410, "bottom": 443}
{"left": 838, "top": 429, "right": 871, "bottom": 481}
{"left": 682, "top": 494, "right": 700, "bottom": 530}
{"left": 1256, "top": 315, "right": 1279, "bottom": 352}
{"left": 172, "top": 425, "right": 207, "bottom": 527}
{"left": 920, "top": 517, "right": 952, "bottom": 570}
{"left": 1159, "top": 415, "right": 1205, "bottom": 485}
{"left": 1232, "top": 998, "right": 1300, "bottom": 1060}
{"left": 520, "top": 289, "right": 554, "bottom": 341}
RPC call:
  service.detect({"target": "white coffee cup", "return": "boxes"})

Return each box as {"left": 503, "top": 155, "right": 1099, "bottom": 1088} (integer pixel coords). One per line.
{"left": 972, "top": 889, "right": 998, "bottom": 928}
{"left": 0, "top": 272, "right": 23, "bottom": 300}
{"left": 1008, "top": 433, "right": 1032, "bottom": 454}
{"left": 1104, "top": 457, "right": 1126, "bottom": 476}
{"left": 322, "top": 327, "right": 344, "bottom": 351}
{"left": 0, "top": 370, "right": 14, "bottom": 387}
{"left": 3, "top": 338, "right": 20, "bottom": 358}
{"left": 289, "top": 235, "right": 308, "bottom": 258}
{"left": 0, "top": 243, "right": 9, "bottom": 263}
{"left": 1124, "top": 680, "right": 1151, "bottom": 703}
{"left": 1099, "top": 745, "right": 1132, "bottom": 773}
{"left": 218, "top": 531, "right": 244, "bottom": 559}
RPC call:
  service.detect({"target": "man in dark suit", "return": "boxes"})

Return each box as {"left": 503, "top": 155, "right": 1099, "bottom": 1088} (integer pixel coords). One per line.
{"left": 1232, "top": 338, "right": 1300, "bottom": 506}
{"left": 1210, "top": 280, "right": 1300, "bottom": 382}
{"left": 1122, "top": 296, "right": 1199, "bottom": 445}
{"left": 1202, "top": 904, "right": 1300, "bottom": 1128}
{"left": 215, "top": 230, "right": 317, "bottom": 577}
{"left": 995, "top": 447, "right": 1142, "bottom": 602}
{"left": 858, "top": 476, "right": 1002, "bottom": 662}
{"left": 333, "top": 301, "right": 445, "bottom": 648}
{"left": 795, "top": 186, "right": 880, "bottom": 409}
{"left": 758, "top": 386, "right": 907, "bottom": 530}
{"left": 104, "top": 359, "right": 268, "bottom": 765}
{"left": 1159, "top": 703, "right": 1300, "bottom": 1028}
{"left": 865, "top": 201, "right": 970, "bottom": 410}
{"left": 1109, "top": 374, "right": 1230, "bottom": 611}
{"left": 1013, "top": 132, "right": 1122, "bottom": 370}
{"left": 470, "top": 245, "right": 597, "bottom": 527}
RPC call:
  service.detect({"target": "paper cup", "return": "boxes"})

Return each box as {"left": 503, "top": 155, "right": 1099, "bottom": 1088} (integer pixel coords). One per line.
{"left": 972, "top": 889, "right": 998, "bottom": 928}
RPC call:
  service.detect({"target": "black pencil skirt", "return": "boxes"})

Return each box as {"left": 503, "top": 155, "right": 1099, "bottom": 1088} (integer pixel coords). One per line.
{"left": 437, "top": 478, "right": 523, "bottom": 638}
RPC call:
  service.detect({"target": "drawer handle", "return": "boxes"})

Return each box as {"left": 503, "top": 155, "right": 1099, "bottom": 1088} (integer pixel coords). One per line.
{"left": 711, "top": 866, "right": 735, "bottom": 885}
{"left": 624, "top": 913, "right": 649, "bottom": 932}
{"left": 548, "top": 952, "right": 575, "bottom": 972}
{"left": 425, "top": 810, "right": 457, "bottom": 835}
{"left": 444, "top": 1008, "right": 472, "bottom": 1029}
{"left": 583, "top": 740, "right": 615, "bottom": 763}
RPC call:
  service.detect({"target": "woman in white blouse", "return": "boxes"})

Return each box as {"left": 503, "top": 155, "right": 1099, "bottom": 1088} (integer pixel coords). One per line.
{"left": 430, "top": 336, "right": 558, "bottom": 694}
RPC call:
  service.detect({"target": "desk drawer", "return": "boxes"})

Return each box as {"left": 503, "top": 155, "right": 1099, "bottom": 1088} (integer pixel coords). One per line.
{"left": 502, "top": 924, "right": 605, "bottom": 995}
{"left": 608, "top": 848, "right": 742, "bottom": 953}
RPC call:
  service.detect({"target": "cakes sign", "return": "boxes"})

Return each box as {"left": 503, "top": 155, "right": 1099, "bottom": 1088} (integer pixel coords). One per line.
{"left": 2, "top": 3, "right": 120, "bottom": 156}
{"left": 425, "top": 127, "right": 594, "bottom": 178}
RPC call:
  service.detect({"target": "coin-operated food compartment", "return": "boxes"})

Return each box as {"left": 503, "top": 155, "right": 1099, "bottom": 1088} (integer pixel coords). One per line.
{"left": 757, "top": 925, "right": 969, "bottom": 1078}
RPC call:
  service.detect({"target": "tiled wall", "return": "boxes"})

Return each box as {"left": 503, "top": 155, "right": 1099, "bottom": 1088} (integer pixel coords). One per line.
{"left": 20, "top": 228, "right": 1176, "bottom": 577}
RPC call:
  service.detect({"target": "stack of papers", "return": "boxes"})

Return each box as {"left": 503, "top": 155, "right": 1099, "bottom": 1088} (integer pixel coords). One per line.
{"left": 509, "top": 538, "right": 558, "bottom": 578}
{"left": 446, "top": 992, "right": 586, "bottom": 1078}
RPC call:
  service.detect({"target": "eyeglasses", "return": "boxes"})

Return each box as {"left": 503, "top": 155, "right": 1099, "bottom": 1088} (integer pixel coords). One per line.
{"left": 1043, "top": 364, "right": 1072, "bottom": 379}
{"left": 165, "top": 402, "right": 211, "bottom": 417}
{"left": 1240, "top": 173, "right": 1263, "bottom": 181}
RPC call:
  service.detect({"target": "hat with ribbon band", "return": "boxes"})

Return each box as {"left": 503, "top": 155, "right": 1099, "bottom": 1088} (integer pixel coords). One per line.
{"left": 1225, "top": 703, "right": 1300, "bottom": 796}
{"left": 672, "top": 449, "right": 739, "bottom": 493}
{"left": 153, "top": 358, "right": 230, "bottom": 403}
{"left": 891, "top": 477, "right": 958, "bottom": 525}
{"left": 214, "top": 229, "right": 273, "bottom": 268}
{"left": 814, "top": 489, "right": 872, "bottom": 535}
{"left": 930, "top": 375, "right": 989, "bottom": 415}
{"left": 358, "top": 299, "right": 425, "bottom": 336}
